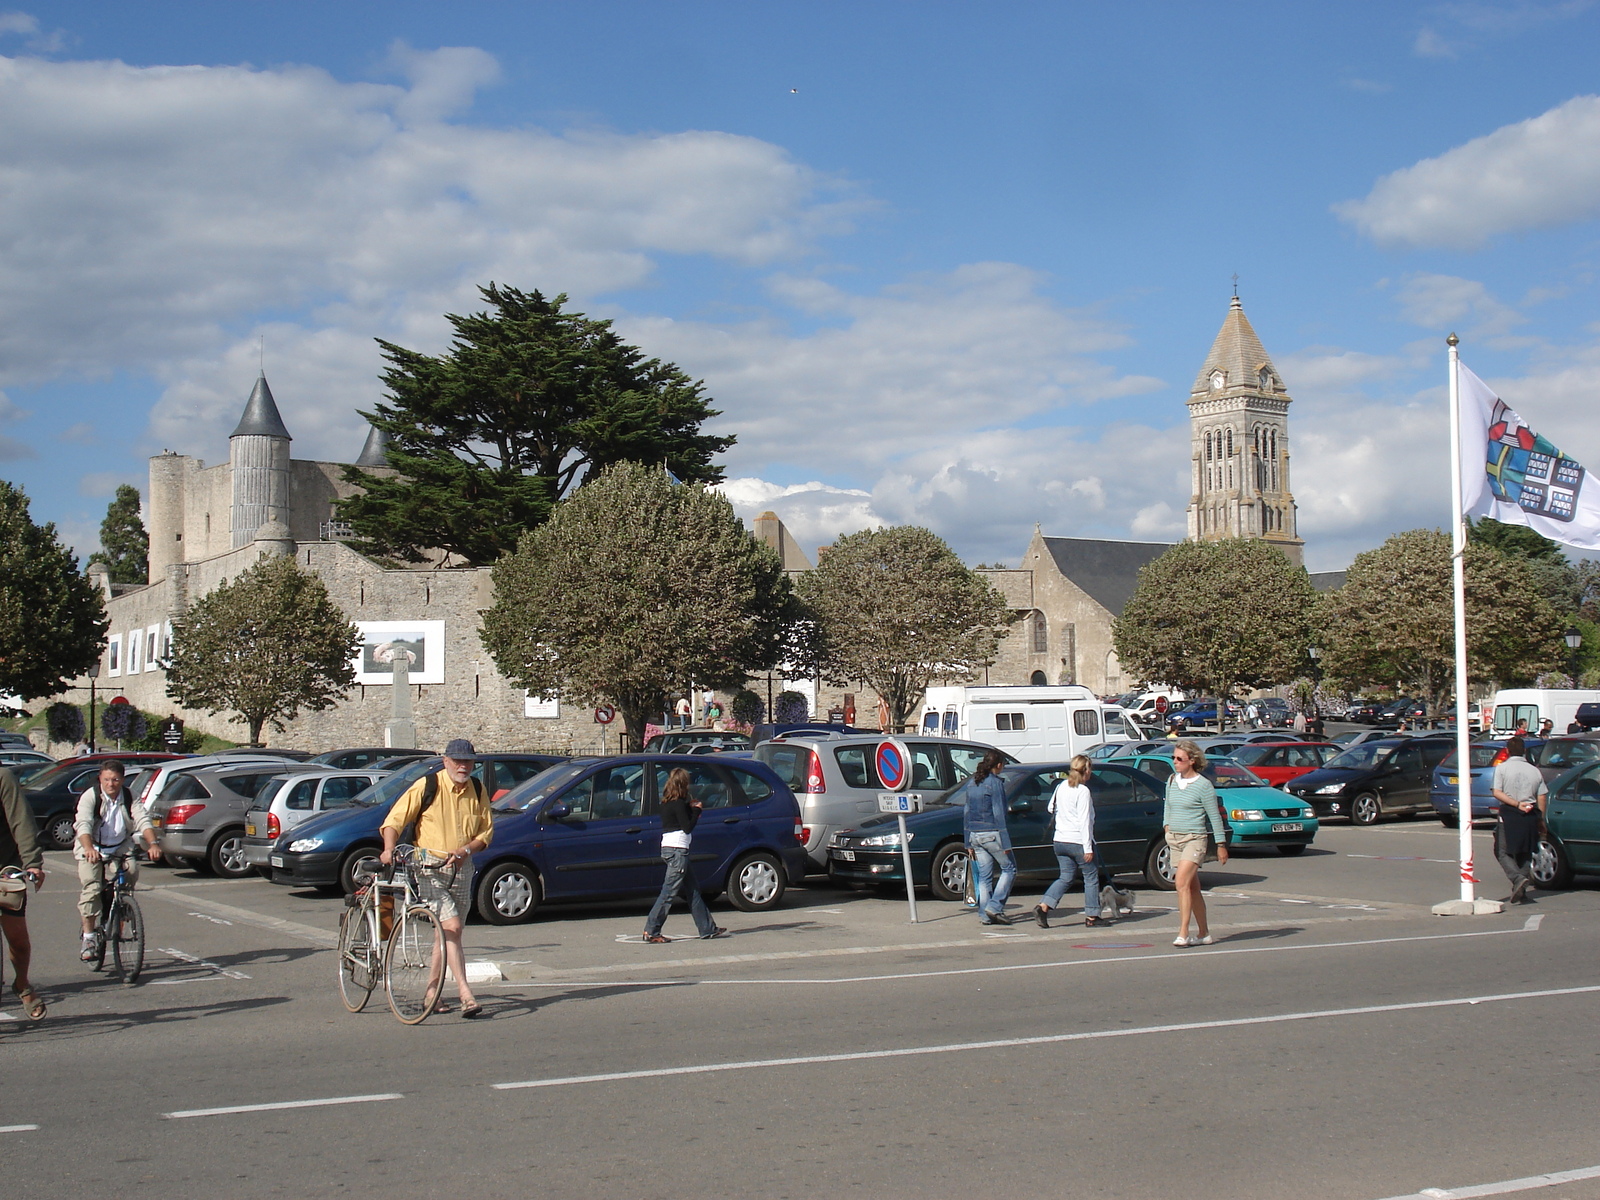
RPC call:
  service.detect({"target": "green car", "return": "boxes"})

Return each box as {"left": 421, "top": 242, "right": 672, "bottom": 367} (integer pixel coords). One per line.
{"left": 1115, "top": 748, "right": 1320, "bottom": 855}
{"left": 1530, "top": 760, "right": 1600, "bottom": 889}
{"left": 825, "top": 760, "right": 1176, "bottom": 900}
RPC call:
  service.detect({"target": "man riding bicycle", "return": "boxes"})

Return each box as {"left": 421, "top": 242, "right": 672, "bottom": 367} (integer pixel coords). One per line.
{"left": 75, "top": 761, "right": 161, "bottom": 961}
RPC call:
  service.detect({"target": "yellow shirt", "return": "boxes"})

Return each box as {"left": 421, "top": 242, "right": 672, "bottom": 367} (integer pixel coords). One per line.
{"left": 380, "top": 770, "right": 494, "bottom": 855}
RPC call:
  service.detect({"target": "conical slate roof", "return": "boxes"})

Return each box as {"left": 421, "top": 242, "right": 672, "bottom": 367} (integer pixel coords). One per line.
{"left": 229, "top": 373, "right": 292, "bottom": 440}
{"left": 1190, "top": 296, "right": 1283, "bottom": 396}
{"left": 355, "top": 424, "right": 391, "bottom": 467}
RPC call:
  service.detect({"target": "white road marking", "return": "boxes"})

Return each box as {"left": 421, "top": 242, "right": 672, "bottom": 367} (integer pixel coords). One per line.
{"left": 142, "top": 889, "right": 336, "bottom": 948}
{"left": 800, "top": 908, "right": 843, "bottom": 914}
{"left": 493, "top": 980, "right": 1600, "bottom": 1092}
{"left": 187, "top": 912, "right": 233, "bottom": 925}
{"left": 164, "top": 1093, "right": 403, "bottom": 1120}
{"left": 1376, "top": 1160, "right": 1600, "bottom": 1199}
{"left": 0, "top": 1123, "right": 40, "bottom": 1132}
{"left": 159, "top": 947, "right": 250, "bottom": 980}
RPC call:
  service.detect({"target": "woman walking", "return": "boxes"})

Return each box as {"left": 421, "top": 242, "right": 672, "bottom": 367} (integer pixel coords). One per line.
{"left": 643, "top": 768, "right": 729, "bottom": 943}
{"left": 965, "top": 750, "right": 1016, "bottom": 925}
{"left": 1164, "top": 740, "right": 1228, "bottom": 947}
{"left": 1033, "top": 755, "right": 1104, "bottom": 929}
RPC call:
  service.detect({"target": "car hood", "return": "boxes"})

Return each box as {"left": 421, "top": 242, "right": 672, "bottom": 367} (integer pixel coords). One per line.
{"left": 279, "top": 800, "right": 389, "bottom": 843}
{"left": 1284, "top": 768, "right": 1371, "bottom": 791}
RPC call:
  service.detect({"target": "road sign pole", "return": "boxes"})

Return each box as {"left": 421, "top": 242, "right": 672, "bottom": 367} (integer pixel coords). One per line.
{"left": 898, "top": 813, "right": 918, "bottom": 924}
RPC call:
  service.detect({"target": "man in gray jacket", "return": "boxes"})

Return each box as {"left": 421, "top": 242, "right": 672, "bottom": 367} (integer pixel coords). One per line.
{"left": 1490, "top": 736, "right": 1546, "bottom": 904}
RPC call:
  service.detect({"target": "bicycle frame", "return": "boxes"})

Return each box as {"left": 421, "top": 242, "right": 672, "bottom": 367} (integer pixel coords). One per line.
{"left": 338, "top": 845, "right": 445, "bottom": 1022}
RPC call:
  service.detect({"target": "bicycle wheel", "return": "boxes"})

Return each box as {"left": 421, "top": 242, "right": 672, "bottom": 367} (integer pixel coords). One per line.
{"left": 111, "top": 895, "right": 145, "bottom": 985}
{"left": 383, "top": 904, "right": 443, "bottom": 1025}
{"left": 337, "top": 905, "right": 379, "bottom": 1013}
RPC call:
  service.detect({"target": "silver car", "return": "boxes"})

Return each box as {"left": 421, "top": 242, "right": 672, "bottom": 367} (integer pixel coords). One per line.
{"left": 150, "top": 761, "right": 327, "bottom": 878}
{"left": 242, "top": 770, "right": 389, "bottom": 873}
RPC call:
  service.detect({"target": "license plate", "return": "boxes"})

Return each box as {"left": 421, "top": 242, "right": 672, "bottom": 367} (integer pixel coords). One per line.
{"left": 1270, "top": 823, "right": 1303, "bottom": 833}
{"left": 245, "top": 824, "right": 256, "bottom": 837}
{"left": 270, "top": 856, "right": 284, "bottom": 868}
{"left": 1446, "top": 776, "right": 1458, "bottom": 786}
{"left": 151, "top": 817, "right": 162, "bottom": 826}
{"left": 835, "top": 849, "right": 856, "bottom": 861}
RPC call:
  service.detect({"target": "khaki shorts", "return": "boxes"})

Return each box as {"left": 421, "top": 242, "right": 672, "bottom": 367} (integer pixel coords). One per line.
{"left": 1166, "top": 831, "right": 1211, "bottom": 866}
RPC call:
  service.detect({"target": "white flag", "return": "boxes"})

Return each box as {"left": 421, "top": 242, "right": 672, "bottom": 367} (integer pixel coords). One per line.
{"left": 1457, "top": 361, "right": 1600, "bottom": 550}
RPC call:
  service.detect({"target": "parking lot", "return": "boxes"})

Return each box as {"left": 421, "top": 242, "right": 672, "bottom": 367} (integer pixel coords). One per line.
{"left": 6, "top": 815, "right": 1600, "bottom": 1200}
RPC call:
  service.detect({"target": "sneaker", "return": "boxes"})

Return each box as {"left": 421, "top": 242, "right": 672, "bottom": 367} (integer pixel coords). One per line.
{"left": 80, "top": 935, "right": 96, "bottom": 962}
{"left": 701, "top": 927, "right": 730, "bottom": 940}
{"left": 1173, "top": 936, "right": 1192, "bottom": 947}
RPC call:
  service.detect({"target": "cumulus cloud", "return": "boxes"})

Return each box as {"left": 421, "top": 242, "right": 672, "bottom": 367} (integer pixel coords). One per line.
{"left": 1392, "top": 273, "right": 1526, "bottom": 336}
{"left": 1336, "top": 94, "right": 1600, "bottom": 249}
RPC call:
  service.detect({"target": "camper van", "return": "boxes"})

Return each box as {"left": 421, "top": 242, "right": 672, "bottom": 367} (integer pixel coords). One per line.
{"left": 1488, "top": 688, "right": 1600, "bottom": 735}
{"left": 919, "top": 684, "right": 1128, "bottom": 763}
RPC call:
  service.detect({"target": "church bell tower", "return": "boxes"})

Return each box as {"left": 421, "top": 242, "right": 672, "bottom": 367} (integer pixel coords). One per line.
{"left": 1184, "top": 295, "right": 1304, "bottom": 566}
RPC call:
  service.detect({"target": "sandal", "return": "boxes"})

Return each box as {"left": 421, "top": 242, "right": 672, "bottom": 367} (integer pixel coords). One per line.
{"left": 643, "top": 932, "right": 669, "bottom": 944}
{"left": 460, "top": 1003, "right": 486, "bottom": 1020}
{"left": 15, "top": 985, "right": 45, "bottom": 1021}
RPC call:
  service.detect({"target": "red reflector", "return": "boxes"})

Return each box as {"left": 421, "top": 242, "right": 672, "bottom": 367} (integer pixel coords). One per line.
{"left": 166, "top": 803, "right": 206, "bottom": 826}
{"left": 798, "top": 824, "right": 811, "bottom": 846}
{"left": 267, "top": 812, "right": 281, "bottom": 839}
{"left": 805, "top": 749, "right": 825, "bottom": 793}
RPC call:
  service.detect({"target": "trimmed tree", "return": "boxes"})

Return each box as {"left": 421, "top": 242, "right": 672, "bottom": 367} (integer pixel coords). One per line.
{"left": 87, "top": 484, "right": 149, "bottom": 585}
{"left": 480, "top": 462, "right": 797, "bottom": 751}
{"left": 338, "top": 284, "right": 735, "bottom": 566}
{"left": 1318, "top": 528, "right": 1564, "bottom": 714}
{"left": 796, "top": 526, "right": 1009, "bottom": 733}
{"left": 164, "top": 555, "right": 360, "bottom": 745}
{"left": 1114, "top": 539, "right": 1318, "bottom": 721}
{"left": 0, "top": 480, "right": 107, "bottom": 701}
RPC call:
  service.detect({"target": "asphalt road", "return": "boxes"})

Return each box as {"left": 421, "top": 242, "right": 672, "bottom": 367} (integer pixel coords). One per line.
{"left": 5, "top": 815, "right": 1599, "bottom": 1200}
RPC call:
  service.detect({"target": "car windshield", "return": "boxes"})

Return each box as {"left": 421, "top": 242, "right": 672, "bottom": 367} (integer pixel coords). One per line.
{"left": 1227, "top": 745, "right": 1271, "bottom": 765}
{"left": 1440, "top": 745, "right": 1504, "bottom": 770}
{"left": 493, "top": 761, "right": 590, "bottom": 812}
{"left": 1207, "top": 762, "right": 1269, "bottom": 788}
{"left": 352, "top": 758, "right": 437, "bottom": 806}
{"left": 1323, "top": 744, "right": 1388, "bottom": 771}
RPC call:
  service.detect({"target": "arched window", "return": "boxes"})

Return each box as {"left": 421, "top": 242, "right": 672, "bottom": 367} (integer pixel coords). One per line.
{"left": 1204, "top": 431, "right": 1212, "bottom": 461}
{"left": 1226, "top": 429, "right": 1233, "bottom": 457}
{"left": 1030, "top": 670, "right": 1048, "bottom": 686}
{"left": 1031, "top": 610, "right": 1048, "bottom": 653}
{"left": 1259, "top": 367, "right": 1272, "bottom": 390}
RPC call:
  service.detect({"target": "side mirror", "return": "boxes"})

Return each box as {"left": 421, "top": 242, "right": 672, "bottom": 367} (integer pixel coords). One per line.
{"left": 542, "top": 800, "right": 571, "bottom": 821}
{"left": 1008, "top": 799, "right": 1032, "bottom": 813}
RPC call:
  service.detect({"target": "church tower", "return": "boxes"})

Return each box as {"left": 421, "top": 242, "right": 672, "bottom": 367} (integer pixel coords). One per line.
{"left": 1184, "top": 295, "right": 1304, "bottom": 566}
{"left": 229, "top": 372, "right": 292, "bottom": 547}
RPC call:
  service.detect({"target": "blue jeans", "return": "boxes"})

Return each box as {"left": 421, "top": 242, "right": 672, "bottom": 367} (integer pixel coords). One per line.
{"left": 1041, "top": 842, "right": 1100, "bottom": 916}
{"left": 968, "top": 831, "right": 1015, "bottom": 916}
{"left": 645, "top": 848, "right": 716, "bottom": 937}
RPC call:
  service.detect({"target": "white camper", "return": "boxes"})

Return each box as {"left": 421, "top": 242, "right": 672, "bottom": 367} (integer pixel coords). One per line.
{"left": 919, "top": 685, "right": 1126, "bottom": 763}
{"left": 1488, "top": 688, "right": 1600, "bottom": 735}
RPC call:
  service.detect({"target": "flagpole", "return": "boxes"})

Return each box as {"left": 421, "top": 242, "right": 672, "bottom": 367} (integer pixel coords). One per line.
{"left": 1434, "top": 332, "right": 1502, "bottom": 916}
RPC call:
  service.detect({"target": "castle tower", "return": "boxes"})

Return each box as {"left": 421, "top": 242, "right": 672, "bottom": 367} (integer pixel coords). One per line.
{"left": 354, "top": 424, "right": 391, "bottom": 468}
{"left": 229, "top": 372, "right": 292, "bottom": 548}
{"left": 1184, "top": 296, "right": 1304, "bottom": 566}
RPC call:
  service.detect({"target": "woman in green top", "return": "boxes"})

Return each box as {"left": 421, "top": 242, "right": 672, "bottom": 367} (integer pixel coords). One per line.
{"left": 1162, "top": 740, "right": 1228, "bottom": 947}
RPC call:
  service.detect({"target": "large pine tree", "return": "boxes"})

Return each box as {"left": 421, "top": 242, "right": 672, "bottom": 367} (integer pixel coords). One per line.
{"left": 338, "top": 284, "right": 735, "bottom": 566}
{"left": 88, "top": 483, "right": 149, "bottom": 585}
{"left": 0, "top": 481, "right": 107, "bottom": 700}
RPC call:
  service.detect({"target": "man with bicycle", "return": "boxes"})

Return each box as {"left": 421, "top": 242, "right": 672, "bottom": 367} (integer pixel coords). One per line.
{"left": 75, "top": 761, "right": 160, "bottom": 961}
{"left": 379, "top": 740, "right": 492, "bottom": 1019}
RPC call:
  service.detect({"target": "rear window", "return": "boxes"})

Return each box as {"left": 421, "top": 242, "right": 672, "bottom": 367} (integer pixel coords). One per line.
{"left": 833, "top": 746, "right": 878, "bottom": 788}
{"left": 1228, "top": 746, "right": 1271, "bottom": 765}
{"left": 319, "top": 776, "right": 371, "bottom": 808}
{"left": 756, "top": 744, "right": 813, "bottom": 792}
{"left": 1532, "top": 740, "right": 1600, "bottom": 770}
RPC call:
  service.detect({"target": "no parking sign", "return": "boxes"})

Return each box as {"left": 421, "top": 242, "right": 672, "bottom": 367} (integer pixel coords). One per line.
{"left": 875, "top": 738, "right": 912, "bottom": 791}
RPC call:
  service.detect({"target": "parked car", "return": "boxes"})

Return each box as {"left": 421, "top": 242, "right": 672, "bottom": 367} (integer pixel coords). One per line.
{"left": 1227, "top": 741, "right": 1339, "bottom": 788}
{"left": 213, "top": 747, "right": 315, "bottom": 761}
{"left": 1528, "top": 735, "right": 1600, "bottom": 784}
{"left": 1331, "top": 729, "right": 1410, "bottom": 748}
{"left": 473, "top": 754, "right": 809, "bottom": 923}
{"left": 1344, "top": 699, "right": 1387, "bottom": 725}
{"left": 308, "top": 747, "right": 433, "bottom": 771}
{"left": 1530, "top": 759, "right": 1600, "bottom": 889}
{"left": 24, "top": 752, "right": 185, "bottom": 849}
{"left": 1105, "top": 746, "right": 1318, "bottom": 854}
{"left": 644, "top": 730, "right": 755, "bottom": 754}
{"left": 242, "top": 769, "right": 390, "bottom": 874}
{"left": 827, "top": 760, "right": 1176, "bottom": 897}
{"left": 151, "top": 761, "right": 334, "bottom": 877}
{"left": 1285, "top": 737, "right": 1455, "bottom": 824}
{"left": 267, "top": 754, "right": 569, "bottom": 893}
{"left": 0, "top": 751, "right": 55, "bottom": 776}
{"left": 1373, "top": 698, "right": 1426, "bottom": 729}
{"left": 1107, "top": 739, "right": 1176, "bottom": 759}
{"left": 754, "top": 733, "right": 1013, "bottom": 871}
{"left": 1429, "top": 740, "right": 1525, "bottom": 827}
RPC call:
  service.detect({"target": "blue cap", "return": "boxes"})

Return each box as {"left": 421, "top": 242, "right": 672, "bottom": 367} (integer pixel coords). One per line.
{"left": 442, "top": 738, "right": 479, "bottom": 761}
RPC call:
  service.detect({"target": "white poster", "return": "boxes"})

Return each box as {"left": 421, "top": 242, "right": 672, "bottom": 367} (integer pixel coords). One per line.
{"left": 146, "top": 624, "right": 162, "bottom": 671}
{"left": 524, "top": 692, "right": 560, "bottom": 718}
{"left": 126, "top": 629, "right": 143, "bottom": 674}
{"left": 107, "top": 634, "right": 122, "bottom": 677}
{"left": 353, "top": 621, "right": 446, "bottom": 685}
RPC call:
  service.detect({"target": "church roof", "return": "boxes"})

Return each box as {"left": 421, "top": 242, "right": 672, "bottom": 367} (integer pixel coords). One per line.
{"left": 229, "top": 373, "right": 292, "bottom": 440}
{"left": 355, "top": 424, "right": 391, "bottom": 467}
{"left": 1190, "top": 296, "right": 1283, "bottom": 396}
{"left": 1041, "top": 536, "right": 1175, "bottom": 616}
{"left": 1309, "top": 571, "right": 1346, "bottom": 592}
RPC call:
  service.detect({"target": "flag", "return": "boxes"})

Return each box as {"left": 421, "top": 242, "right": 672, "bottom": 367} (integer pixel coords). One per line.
{"left": 1457, "top": 362, "right": 1600, "bottom": 550}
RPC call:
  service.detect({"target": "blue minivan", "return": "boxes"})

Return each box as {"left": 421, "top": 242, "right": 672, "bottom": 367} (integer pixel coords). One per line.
{"left": 474, "top": 754, "right": 809, "bottom": 924}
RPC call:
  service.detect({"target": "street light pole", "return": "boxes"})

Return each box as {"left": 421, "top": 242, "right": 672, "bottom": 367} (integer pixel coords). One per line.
{"left": 87, "top": 661, "right": 100, "bottom": 754}
{"left": 1565, "top": 627, "right": 1583, "bottom": 684}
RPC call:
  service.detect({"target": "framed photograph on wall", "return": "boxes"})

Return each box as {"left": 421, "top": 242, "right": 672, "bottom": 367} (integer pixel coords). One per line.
{"left": 107, "top": 634, "right": 122, "bottom": 677}
{"left": 524, "top": 692, "right": 559, "bottom": 718}
{"left": 353, "top": 621, "right": 446, "bottom": 685}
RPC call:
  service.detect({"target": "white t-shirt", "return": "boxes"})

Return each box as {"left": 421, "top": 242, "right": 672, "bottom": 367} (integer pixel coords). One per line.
{"left": 1047, "top": 781, "right": 1095, "bottom": 850}
{"left": 661, "top": 829, "right": 691, "bottom": 850}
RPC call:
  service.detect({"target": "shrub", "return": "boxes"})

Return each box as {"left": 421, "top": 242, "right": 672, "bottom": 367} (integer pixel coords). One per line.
{"left": 46, "top": 702, "right": 85, "bottom": 744}
{"left": 775, "top": 690, "right": 809, "bottom": 723}
{"left": 730, "top": 689, "right": 765, "bottom": 728}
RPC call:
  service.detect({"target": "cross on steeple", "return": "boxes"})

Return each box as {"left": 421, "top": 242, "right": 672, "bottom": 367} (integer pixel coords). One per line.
{"left": 1231, "top": 273, "right": 1239, "bottom": 298}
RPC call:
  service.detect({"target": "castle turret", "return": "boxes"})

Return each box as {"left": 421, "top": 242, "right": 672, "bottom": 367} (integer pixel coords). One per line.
{"left": 229, "top": 373, "right": 292, "bottom": 548}
{"left": 355, "top": 424, "right": 391, "bottom": 468}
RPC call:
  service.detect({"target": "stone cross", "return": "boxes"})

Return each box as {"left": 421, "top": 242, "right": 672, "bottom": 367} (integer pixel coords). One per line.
{"left": 384, "top": 647, "right": 417, "bottom": 749}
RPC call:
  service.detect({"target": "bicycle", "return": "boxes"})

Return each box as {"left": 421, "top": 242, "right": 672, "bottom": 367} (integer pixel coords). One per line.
{"left": 86, "top": 851, "right": 145, "bottom": 985}
{"left": 337, "top": 844, "right": 445, "bottom": 1025}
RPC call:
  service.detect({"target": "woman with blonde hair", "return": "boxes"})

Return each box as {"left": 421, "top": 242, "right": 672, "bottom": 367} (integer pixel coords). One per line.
{"left": 643, "top": 767, "right": 728, "bottom": 943}
{"left": 1033, "top": 755, "right": 1104, "bottom": 929}
{"left": 1164, "top": 740, "right": 1228, "bottom": 947}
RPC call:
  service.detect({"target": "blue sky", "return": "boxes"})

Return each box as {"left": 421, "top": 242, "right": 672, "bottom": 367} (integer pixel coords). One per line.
{"left": 4, "top": 2, "right": 1600, "bottom": 570}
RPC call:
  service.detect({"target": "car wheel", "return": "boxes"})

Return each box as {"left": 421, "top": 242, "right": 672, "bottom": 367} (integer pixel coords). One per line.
{"left": 1529, "top": 836, "right": 1572, "bottom": 890}
{"left": 205, "top": 829, "right": 252, "bottom": 879}
{"left": 1437, "top": 814, "right": 1459, "bottom": 829}
{"left": 45, "top": 812, "right": 75, "bottom": 850}
{"left": 338, "top": 846, "right": 384, "bottom": 896}
{"left": 1276, "top": 844, "right": 1307, "bottom": 856}
{"left": 476, "top": 861, "right": 541, "bottom": 925}
{"left": 1350, "top": 792, "right": 1382, "bottom": 826}
{"left": 1144, "top": 839, "right": 1177, "bottom": 890}
{"left": 726, "top": 852, "right": 785, "bottom": 912}
{"left": 929, "top": 842, "right": 970, "bottom": 902}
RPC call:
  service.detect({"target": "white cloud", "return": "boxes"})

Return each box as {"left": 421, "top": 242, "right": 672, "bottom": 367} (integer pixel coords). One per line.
{"left": 1337, "top": 94, "right": 1600, "bottom": 249}
{"left": 1392, "top": 273, "right": 1526, "bottom": 336}
{"left": 1413, "top": 27, "right": 1459, "bottom": 56}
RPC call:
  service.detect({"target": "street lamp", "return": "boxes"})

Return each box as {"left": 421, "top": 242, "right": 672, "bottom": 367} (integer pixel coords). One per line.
{"left": 86, "top": 660, "right": 99, "bottom": 753}
{"left": 1565, "top": 627, "right": 1583, "bottom": 682}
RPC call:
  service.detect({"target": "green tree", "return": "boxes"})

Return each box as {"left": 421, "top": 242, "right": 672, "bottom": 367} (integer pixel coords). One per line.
{"left": 796, "top": 526, "right": 1009, "bottom": 733}
{"left": 1318, "top": 528, "right": 1565, "bottom": 714}
{"left": 338, "top": 284, "right": 735, "bottom": 566}
{"left": 0, "top": 481, "right": 107, "bottom": 700}
{"left": 480, "top": 462, "right": 797, "bottom": 751}
{"left": 87, "top": 484, "right": 148, "bottom": 585}
{"left": 1114, "top": 539, "right": 1317, "bottom": 722}
{"left": 164, "top": 555, "right": 359, "bottom": 745}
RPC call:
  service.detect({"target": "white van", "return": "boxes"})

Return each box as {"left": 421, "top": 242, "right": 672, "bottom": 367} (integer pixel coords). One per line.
{"left": 1488, "top": 688, "right": 1600, "bottom": 735}
{"left": 1122, "top": 688, "right": 1186, "bottom": 718}
{"left": 919, "top": 684, "right": 1125, "bottom": 763}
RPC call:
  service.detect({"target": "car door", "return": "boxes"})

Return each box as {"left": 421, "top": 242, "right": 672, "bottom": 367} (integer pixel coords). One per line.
{"left": 1379, "top": 743, "right": 1429, "bottom": 810}
{"left": 1548, "top": 765, "right": 1600, "bottom": 872}
{"left": 278, "top": 776, "right": 321, "bottom": 838}
{"left": 537, "top": 762, "right": 657, "bottom": 898}
{"left": 315, "top": 775, "right": 373, "bottom": 815}
{"left": 652, "top": 759, "right": 740, "bottom": 876}
{"left": 1085, "top": 765, "right": 1147, "bottom": 874}
{"left": 1003, "top": 768, "right": 1061, "bottom": 874}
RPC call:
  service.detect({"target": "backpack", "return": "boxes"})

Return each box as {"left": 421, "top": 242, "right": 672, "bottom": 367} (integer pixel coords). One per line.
{"left": 400, "top": 770, "right": 485, "bottom": 845}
